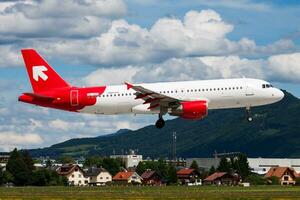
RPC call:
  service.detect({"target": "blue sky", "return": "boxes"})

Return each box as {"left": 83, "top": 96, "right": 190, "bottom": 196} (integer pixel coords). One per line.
{"left": 0, "top": 0, "right": 299, "bottom": 151}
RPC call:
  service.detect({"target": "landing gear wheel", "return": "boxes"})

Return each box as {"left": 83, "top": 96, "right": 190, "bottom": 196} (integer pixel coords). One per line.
{"left": 246, "top": 107, "right": 253, "bottom": 122}
{"left": 155, "top": 118, "right": 165, "bottom": 129}
{"left": 247, "top": 116, "right": 253, "bottom": 122}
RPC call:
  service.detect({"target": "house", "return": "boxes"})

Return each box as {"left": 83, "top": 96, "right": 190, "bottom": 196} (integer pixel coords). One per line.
{"left": 57, "top": 164, "right": 89, "bottom": 186}
{"left": 265, "top": 167, "right": 299, "bottom": 185}
{"left": 85, "top": 167, "right": 112, "bottom": 186}
{"left": 141, "top": 170, "right": 162, "bottom": 185}
{"left": 204, "top": 172, "right": 240, "bottom": 186}
{"left": 113, "top": 171, "right": 142, "bottom": 184}
{"left": 177, "top": 168, "right": 201, "bottom": 185}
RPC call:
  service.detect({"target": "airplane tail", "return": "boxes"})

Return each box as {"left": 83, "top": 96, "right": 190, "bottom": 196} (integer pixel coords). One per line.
{"left": 21, "top": 49, "right": 70, "bottom": 94}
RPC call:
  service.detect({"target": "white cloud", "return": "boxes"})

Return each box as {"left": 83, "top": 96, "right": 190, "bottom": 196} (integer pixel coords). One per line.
{"left": 193, "top": 0, "right": 270, "bottom": 11}
{"left": 0, "top": 9, "right": 296, "bottom": 68}
{"left": 0, "top": 0, "right": 126, "bottom": 39}
{"left": 0, "top": 131, "right": 43, "bottom": 151}
{"left": 267, "top": 53, "right": 300, "bottom": 82}
{"left": 0, "top": 45, "right": 22, "bottom": 68}
{"left": 48, "top": 119, "right": 85, "bottom": 132}
{"left": 7, "top": 0, "right": 127, "bottom": 19}
{"left": 25, "top": 10, "right": 295, "bottom": 67}
{"left": 83, "top": 52, "right": 300, "bottom": 85}
{"left": 83, "top": 66, "right": 139, "bottom": 86}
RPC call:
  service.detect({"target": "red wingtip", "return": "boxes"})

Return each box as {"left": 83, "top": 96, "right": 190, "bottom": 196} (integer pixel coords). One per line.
{"left": 125, "top": 82, "right": 133, "bottom": 90}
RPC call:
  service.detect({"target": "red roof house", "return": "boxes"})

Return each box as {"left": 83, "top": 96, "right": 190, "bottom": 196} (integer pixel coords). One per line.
{"left": 204, "top": 172, "right": 240, "bottom": 186}
{"left": 265, "top": 167, "right": 299, "bottom": 185}
{"left": 113, "top": 171, "right": 142, "bottom": 184}
{"left": 177, "top": 168, "right": 201, "bottom": 185}
{"left": 141, "top": 170, "right": 162, "bottom": 185}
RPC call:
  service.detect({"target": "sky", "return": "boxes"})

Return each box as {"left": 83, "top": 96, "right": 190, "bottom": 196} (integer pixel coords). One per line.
{"left": 0, "top": 0, "right": 300, "bottom": 152}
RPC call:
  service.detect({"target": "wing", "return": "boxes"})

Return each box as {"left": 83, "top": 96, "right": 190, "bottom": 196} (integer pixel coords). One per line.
{"left": 125, "top": 82, "right": 180, "bottom": 110}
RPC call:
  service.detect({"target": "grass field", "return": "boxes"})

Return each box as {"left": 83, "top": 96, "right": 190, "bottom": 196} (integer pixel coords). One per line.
{"left": 0, "top": 186, "right": 300, "bottom": 200}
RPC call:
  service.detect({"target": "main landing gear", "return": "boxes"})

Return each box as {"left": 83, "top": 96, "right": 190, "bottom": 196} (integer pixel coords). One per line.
{"left": 246, "top": 107, "right": 253, "bottom": 122}
{"left": 155, "top": 114, "right": 165, "bottom": 129}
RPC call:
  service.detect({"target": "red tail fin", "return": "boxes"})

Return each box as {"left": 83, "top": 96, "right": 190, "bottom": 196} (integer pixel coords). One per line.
{"left": 21, "top": 49, "right": 70, "bottom": 93}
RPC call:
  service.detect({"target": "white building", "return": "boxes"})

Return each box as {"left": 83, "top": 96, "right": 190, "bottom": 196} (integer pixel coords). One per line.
{"left": 110, "top": 150, "right": 142, "bottom": 168}
{"left": 187, "top": 157, "right": 300, "bottom": 175}
{"left": 85, "top": 167, "right": 112, "bottom": 186}
{"left": 57, "top": 164, "right": 89, "bottom": 186}
{"left": 248, "top": 158, "right": 300, "bottom": 174}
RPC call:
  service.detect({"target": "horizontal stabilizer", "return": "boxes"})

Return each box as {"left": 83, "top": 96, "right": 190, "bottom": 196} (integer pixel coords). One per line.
{"left": 22, "top": 93, "right": 55, "bottom": 102}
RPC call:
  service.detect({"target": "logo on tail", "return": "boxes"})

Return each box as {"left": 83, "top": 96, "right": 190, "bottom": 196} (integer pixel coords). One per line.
{"left": 32, "top": 66, "right": 48, "bottom": 81}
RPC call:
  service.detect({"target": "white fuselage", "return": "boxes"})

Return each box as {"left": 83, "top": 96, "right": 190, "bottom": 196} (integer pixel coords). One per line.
{"left": 79, "top": 78, "right": 284, "bottom": 115}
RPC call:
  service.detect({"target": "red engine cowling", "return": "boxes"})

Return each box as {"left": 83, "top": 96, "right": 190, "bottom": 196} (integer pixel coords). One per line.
{"left": 180, "top": 100, "right": 208, "bottom": 120}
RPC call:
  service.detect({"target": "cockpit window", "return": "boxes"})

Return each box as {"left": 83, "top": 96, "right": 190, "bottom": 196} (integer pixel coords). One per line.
{"left": 262, "top": 84, "right": 273, "bottom": 88}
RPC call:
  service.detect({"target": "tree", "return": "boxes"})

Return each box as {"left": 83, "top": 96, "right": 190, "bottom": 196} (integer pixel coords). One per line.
{"left": 58, "top": 156, "right": 75, "bottom": 164}
{"left": 0, "top": 167, "right": 4, "bottom": 185}
{"left": 246, "top": 174, "right": 266, "bottom": 185}
{"left": 101, "top": 157, "right": 124, "bottom": 176}
{"left": 32, "top": 170, "right": 48, "bottom": 186}
{"left": 6, "top": 148, "right": 32, "bottom": 186}
{"left": 157, "top": 158, "right": 168, "bottom": 179}
{"left": 166, "top": 164, "right": 177, "bottom": 184}
{"left": 136, "top": 161, "right": 148, "bottom": 175}
{"left": 268, "top": 176, "right": 280, "bottom": 185}
{"left": 83, "top": 156, "right": 102, "bottom": 167}
{"left": 22, "top": 150, "right": 35, "bottom": 171}
{"left": 45, "top": 159, "right": 52, "bottom": 168}
{"left": 295, "top": 177, "right": 300, "bottom": 186}
{"left": 209, "top": 166, "right": 216, "bottom": 175}
{"left": 190, "top": 160, "right": 199, "bottom": 171}
{"left": 234, "top": 154, "right": 251, "bottom": 180}
{"left": 217, "top": 157, "right": 231, "bottom": 173}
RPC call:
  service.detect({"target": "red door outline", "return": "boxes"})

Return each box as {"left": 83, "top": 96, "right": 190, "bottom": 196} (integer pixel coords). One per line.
{"left": 70, "top": 90, "right": 79, "bottom": 106}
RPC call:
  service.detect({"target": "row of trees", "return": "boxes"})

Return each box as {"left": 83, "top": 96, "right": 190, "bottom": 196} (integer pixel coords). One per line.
{"left": 209, "top": 154, "right": 251, "bottom": 180}
{"left": 83, "top": 156, "right": 125, "bottom": 176}
{"left": 0, "top": 149, "right": 67, "bottom": 186}
{"left": 135, "top": 158, "right": 178, "bottom": 184}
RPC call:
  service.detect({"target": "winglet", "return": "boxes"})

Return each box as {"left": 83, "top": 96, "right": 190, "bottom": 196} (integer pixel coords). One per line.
{"left": 125, "top": 82, "right": 133, "bottom": 90}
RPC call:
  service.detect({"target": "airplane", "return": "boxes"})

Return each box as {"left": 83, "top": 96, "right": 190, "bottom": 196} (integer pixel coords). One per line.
{"left": 19, "top": 49, "right": 285, "bottom": 129}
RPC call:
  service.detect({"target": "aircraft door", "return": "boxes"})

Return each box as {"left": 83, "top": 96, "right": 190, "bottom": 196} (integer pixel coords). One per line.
{"left": 70, "top": 90, "right": 79, "bottom": 106}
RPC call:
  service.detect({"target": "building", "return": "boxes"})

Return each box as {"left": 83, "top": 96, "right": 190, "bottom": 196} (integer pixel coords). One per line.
{"left": 57, "top": 164, "right": 89, "bottom": 186}
{"left": 248, "top": 158, "right": 300, "bottom": 174}
{"left": 141, "top": 170, "right": 163, "bottom": 186}
{"left": 186, "top": 158, "right": 220, "bottom": 171}
{"left": 265, "top": 167, "right": 299, "bottom": 185}
{"left": 204, "top": 172, "right": 240, "bottom": 186}
{"left": 187, "top": 157, "right": 300, "bottom": 174}
{"left": 85, "top": 167, "right": 112, "bottom": 186}
{"left": 113, "top": 171, "right": 142, "bottom": 184}
{"left": 0, "top": 154, "right": 9, "bottom": 163}
{"left": 110, "top": 150, "right": 142, "bottom": 168}
{"left": 177, "top": 168, "right": 201, "bottom": 185}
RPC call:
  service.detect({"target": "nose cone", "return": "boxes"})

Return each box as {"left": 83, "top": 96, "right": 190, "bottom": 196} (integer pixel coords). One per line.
{"left": 272, "top": 89, "right": 284, "bottom": 102}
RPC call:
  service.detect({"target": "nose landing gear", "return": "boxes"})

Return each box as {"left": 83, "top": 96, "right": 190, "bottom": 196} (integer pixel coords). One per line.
{"left": 155, "top": 114, "right": 165, "bottom": 129}
{"left": 246, "top": 107, "right": 253, "bottom": 122}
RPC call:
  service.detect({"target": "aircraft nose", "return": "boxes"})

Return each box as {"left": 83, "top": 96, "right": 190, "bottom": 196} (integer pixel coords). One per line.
{"left": 272, "top": 89, "right": 284, "bottom": 101}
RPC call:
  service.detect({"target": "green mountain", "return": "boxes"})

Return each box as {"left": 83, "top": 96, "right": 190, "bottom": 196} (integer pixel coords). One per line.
{"left": 29, "top": 91, "right": 300, "bottom": 158}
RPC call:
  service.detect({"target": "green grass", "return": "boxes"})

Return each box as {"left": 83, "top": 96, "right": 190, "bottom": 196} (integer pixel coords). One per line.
{"left": 0, "top": 186, "right": 300, "bottom": 200}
